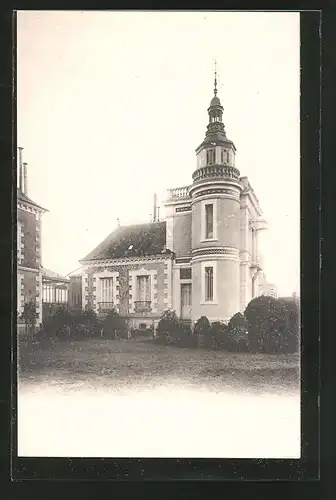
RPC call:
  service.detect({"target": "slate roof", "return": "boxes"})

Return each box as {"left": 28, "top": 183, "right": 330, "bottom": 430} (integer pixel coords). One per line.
{"left": 81, "top": 221, "right": 169, "bottom": 262}
{"left": 17, "top": 188, "right": 47, "bottom": 212}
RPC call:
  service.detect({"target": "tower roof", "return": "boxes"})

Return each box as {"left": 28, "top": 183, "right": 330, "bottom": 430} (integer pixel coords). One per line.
{"left": 210, "top": 95, "right": 221, "bottom": 107}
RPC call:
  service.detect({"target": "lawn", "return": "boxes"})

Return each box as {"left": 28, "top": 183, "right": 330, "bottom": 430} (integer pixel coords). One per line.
{"left": 18, "top": 336, "right": 300, "bottom": 394}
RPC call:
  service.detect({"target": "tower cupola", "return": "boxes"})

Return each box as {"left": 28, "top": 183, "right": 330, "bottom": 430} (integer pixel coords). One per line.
{"left": 192, "top": 63, "right": 239, "bottom": 180}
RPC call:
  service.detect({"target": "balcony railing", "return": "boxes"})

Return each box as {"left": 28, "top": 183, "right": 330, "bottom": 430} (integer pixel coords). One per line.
{"left": 134, "top": 301, "right": 152, "bottom": 313}
{"left": 98, "top": 302, "right": 114, "bottom": 312}
{"left": 192, "top": 165, "right": 240, "bottom": 183}
{"left": 167, "top": 186, "right": 190, "bottom": 200}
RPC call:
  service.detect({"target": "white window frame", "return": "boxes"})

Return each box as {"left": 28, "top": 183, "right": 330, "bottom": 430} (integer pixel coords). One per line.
{"left": 136, "top": 274, "right": 151, "bottom": 302}
{"left": 200, "top": 260, "right": 218, "bottom": 305}
{"left": 129, "top": 268, "right": 157, "bottom": 313}
{"left": 201, "top": 198, "right": 218, "bottom": 242}
{"left": 94, "top": 269, "right": 119, "bottom": 312}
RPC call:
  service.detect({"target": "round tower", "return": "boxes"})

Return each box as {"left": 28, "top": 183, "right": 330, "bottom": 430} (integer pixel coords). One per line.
{"left": 189, "top": 66, "right": 243, "bottom": 324}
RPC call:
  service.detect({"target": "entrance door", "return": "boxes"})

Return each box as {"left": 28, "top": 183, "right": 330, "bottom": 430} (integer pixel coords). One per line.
{"left": 180, "top": 283, "right": 192, "bottom": 319}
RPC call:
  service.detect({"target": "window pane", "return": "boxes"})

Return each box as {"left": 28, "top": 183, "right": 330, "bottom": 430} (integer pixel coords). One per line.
{"left": 180, "top": 268, "right": 191, "bottom": 280}
{"left": 137, "top": 275, "right": 150, "bottom": 301}
{"left": 205, "top": 204, "right": 213, "bottom": 239}
{"left": 205, "top": 267, "right": 213, "bottom": 301}
{"left": 100, "top": 277, "right": 113, "bottom": 303}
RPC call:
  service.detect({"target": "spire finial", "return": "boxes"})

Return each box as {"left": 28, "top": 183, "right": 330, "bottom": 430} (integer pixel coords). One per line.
{"left": 214, "top": 60, "right": 217, "bottom": 96}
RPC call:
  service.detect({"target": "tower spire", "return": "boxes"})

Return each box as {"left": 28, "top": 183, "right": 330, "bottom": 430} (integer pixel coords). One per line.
{"left": 214, "top": 60, "right": 217, "bottom": 96}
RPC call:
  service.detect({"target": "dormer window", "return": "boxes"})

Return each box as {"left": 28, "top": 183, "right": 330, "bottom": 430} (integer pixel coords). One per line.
{"left": 206, "top": 149, "right": 216, "bottom": 165}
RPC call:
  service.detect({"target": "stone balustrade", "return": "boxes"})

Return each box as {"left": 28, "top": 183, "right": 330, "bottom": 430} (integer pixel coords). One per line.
{"left": 167, "top": 186, "right": 191, "bottom": 199}
{"left": 192, "top": 165, "right": 240, "bottom": 183}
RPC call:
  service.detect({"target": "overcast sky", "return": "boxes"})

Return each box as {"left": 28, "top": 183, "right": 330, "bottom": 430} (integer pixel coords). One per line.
{"left": 17, "top": 11, "right": 300, "bottom": 296}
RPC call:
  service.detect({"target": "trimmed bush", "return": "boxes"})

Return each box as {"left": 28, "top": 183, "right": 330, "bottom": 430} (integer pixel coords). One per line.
{"left": 194, "top": 316, "right": 211, "bottom": 337}
{"left": 226, "top": 312, "right": 249, "bottom": 352}
{"left": 178, "top": 322, "right": 198, "bottom": 348}
{"left": 208, "top": 322, "right": 228, "bottom": 350}
{"left": 276, "top": 297, "right": 300, "bottom": 353}
{"left": 193, "top": 316, "right": 211, "bottom": 347}
{"left": 244, "top": 295, "right": 300, "bottom": 353}
{"left": 156, "top": 310, "right": 181, "bottom": 339}
{"left": 156, "top": 310, "right": 197, "bottom": 348}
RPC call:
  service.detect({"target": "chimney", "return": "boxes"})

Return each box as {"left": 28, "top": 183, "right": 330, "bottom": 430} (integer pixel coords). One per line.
{"left": 23, "top": 162, "right": 28, "bottom": 195}
{"left": 153, "top": 193, "right": 157, "bottom": 222}
{"left": 18, "top": 147, "right": 23, "bottom": 191}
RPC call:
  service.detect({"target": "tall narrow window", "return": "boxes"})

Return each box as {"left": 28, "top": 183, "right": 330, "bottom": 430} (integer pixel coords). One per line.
{"left": 205, "top": 267, "right": 214, "bottom": 301}
{"left": 137, "top": 275, "right": 150, "bottom": 302}
{"left": 205, "top": 203, "right": 214, "bottom": 239}
{"left": 221, "top": 149, "right": 226, "bottom": 164}
{"left": 227, "top": 151, "right": 230, "bottom": 163}
{"left": 206, "top": 149, "right": 216, "bottom": 165}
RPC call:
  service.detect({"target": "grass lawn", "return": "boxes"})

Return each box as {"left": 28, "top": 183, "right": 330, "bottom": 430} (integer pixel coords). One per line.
{"left": 18, "top": 336, "right": 300, "bottom": 394}
{"left": 18, "top": 337, "right": 300, "bottom": 458}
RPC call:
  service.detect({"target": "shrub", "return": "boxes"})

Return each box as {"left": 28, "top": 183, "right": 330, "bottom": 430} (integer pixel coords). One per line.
{"left": 208, "top": 322, "right": 228, "bottom": 350}
{"left": 244, "top": 295, "right": 300, "bottom": 353}
{"left": 156, "top": 310, "right": 181, "bottom": 339}
{"left": 178, "top": 322, "right": 198, "bottom": 348}
{"left": 156, "top": 311, "right": 197, "bottom": 348}
{"left": 131, "top": 327, "right": 154, "bottom": 339}
{"left": 226, "top": 312, "right": 249, "bottom": 352}
{"left": 193, "top": 316, "right": 211, "bottom": 337}
{"left": 102, "top": 309, "right": 128, "bottom": 339}
{"left": 276, "top": 297, "right": 300, "bottom": 353}
{"left": 42, "top": 304, "right": 74, "bottom": 339}
{"left": 193, "top": 316, "right": 211, "bottom": 347}
{"left": 71, "top": 309, "right": 101, "bottom": 338}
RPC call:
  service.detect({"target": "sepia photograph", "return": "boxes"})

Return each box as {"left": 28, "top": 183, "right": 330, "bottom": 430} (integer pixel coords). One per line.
{"left": 16, "top": 10, "right": 300, "bottom": 459}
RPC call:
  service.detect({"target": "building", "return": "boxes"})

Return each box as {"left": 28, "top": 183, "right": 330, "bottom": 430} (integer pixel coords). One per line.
{"left": 17, "top": 147, "right": 71, "bottom": 327}
{"left": 17, "top": 147, "right": 47, "bottom": 326}
{"left": 42, "top": 267, "right": 69, "bottom": 317}
{"left": 80, "top": 74, "right": 271, "bottom": 328}
{"left": 68, "top": 273, "right": 82, "bottom": 311}
{"left": 258, "top": 277, "right": 278, "bottom": 299}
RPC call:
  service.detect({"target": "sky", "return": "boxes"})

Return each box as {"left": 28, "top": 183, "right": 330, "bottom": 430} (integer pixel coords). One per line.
{"left": 17, "top": 11, "right": 300, "bottom": 296}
